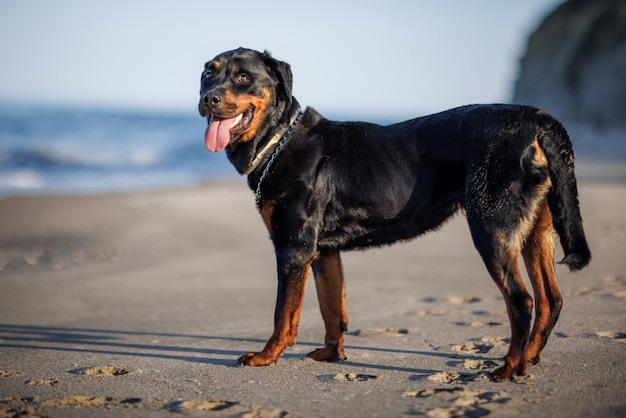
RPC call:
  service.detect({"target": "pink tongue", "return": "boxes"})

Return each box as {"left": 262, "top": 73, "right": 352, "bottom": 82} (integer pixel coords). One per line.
{"left": 205, "top": 116, "right": 237, "bottom": 152}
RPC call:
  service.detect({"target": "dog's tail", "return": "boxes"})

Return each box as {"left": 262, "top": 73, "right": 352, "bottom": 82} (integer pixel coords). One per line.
{"left": 534, "top": 111, "right": 591, "bottom": 271}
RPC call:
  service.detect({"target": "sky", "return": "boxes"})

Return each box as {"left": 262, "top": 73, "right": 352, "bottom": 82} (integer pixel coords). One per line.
{"left": 0, "top": 0, "right": 563, "bottom": 120}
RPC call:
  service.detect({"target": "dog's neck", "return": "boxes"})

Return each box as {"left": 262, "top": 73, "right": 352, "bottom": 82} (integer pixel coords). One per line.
{"left": 242, "top": 104, "right": 302, "bottom": 176}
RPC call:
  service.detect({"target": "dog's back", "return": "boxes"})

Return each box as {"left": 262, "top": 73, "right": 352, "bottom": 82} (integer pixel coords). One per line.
{"left": 300, "top": 104, "right": 590, "bottom": 269}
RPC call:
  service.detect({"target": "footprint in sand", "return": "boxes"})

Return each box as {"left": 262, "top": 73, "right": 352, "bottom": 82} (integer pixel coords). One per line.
{"left": 451, "top": 342, "right": 493, "bottom": 354}
{"left": 480, "top": 336, "right": 509, "bottom": 345}
{"left": 446, "top": 295, "right": 482, "bottom": 304}
{"left": 404, "top": 386, "right": 510, "bottom": 416}
{"left": 427, "top": 371, "right": 475, "bottom": 384}
{"left": 414, "top": 309, "right": 449, "bottom": 316}
{"left": 472, "top": 309, "right": 507, "bottom": 317}
{"left": 0, "top": 396, "right": 291, "bottom": 417}
{"left": 460, "top": 359, "right": 499, "bottom": 370}
{"left": 168, "top": 400, "right": 291, "bottom": 417}
{"left": 602, "top": 274, "right": 625, "bottom": 287}
{"left": 403, "top": 387, "right": 463, "bottom": 397}
{"left": 451, "top": 336, "right": 509, "bottom": 354}
{"left": 27, "top": 378, "right": 59, "bottom": 386}
{"left": 567, "top": 275, "right": 625, "bottom": 297}
{"left": 166, "top": 400, "right": 239, "bottom": 413}
{"left": 447, "top": 359, "right": 500, "bottom": 371}
{"left": 426, "top": 370, "right": 493, "bottom": 384}
{"left": 351, "top": 328, "right": 409, "bottom": 337}
{"left": 69, "top": 365, "right": 138, "bottom": 377}
{"left": 566, "top": 287, "right": 598, "bottom": 296}
{"left": 333, "top": 373, "right": 378, "bottom": 381}
{"left": 422, "top": 296, "right": 482, "bottom": 304}
{"left": 595, "top": 331, "right": 626, "bottom": 340}
{"left": 612, "top": 290, "right": 626, "bottom": 300}
{"left": 0, "top": 370, "right": 25, "bottom": 378}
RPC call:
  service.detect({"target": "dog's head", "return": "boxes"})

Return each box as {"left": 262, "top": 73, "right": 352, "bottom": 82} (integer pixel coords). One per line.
{"left": 199, "top": 48, "right": 293, "bottom": 153}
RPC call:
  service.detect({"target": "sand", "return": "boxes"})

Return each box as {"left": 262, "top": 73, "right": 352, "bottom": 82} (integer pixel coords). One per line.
{"left": 0, "top": 165, "right": 625, "bottom": 417}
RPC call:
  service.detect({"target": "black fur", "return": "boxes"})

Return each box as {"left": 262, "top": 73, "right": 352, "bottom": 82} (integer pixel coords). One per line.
{"left": 250, "top": 104, "right": 589, "bottom": 265}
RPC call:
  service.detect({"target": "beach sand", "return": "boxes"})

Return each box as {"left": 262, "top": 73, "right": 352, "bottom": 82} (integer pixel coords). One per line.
{"left": 0, "top": 165, "right": 624, "bottom": 417}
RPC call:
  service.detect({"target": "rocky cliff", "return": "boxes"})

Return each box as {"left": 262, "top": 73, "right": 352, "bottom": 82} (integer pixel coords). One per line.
{"left": 513, "top": 0, "right": 626, "bottom": 129}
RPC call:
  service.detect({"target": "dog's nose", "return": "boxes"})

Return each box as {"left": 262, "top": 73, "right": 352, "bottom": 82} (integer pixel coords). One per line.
{"left": 203, "top": 92, "right": 223, "bottom": 106}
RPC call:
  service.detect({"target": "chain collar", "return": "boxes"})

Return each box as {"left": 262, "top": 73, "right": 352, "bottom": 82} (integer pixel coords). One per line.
{"left": 243, "top": 108, "right": 302, "bottom": 176}
{"left": 253, "top": 111, "right": 303, "bottom": 205}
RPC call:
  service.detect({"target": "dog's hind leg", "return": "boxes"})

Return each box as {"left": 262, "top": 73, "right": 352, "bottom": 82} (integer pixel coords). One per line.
{"left": 467, "top": 218, "right": 534, "bottom": 381}
{"left": 485, "top": 250, "right": 533, "bottom": 381}
{"left": 521, "top": 201, "right": 562, "bottom": 369}
{"left": 309, "top": 250, "right": 349, "bottom": 361}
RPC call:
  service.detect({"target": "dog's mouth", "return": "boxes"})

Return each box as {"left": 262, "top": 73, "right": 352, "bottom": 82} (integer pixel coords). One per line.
{"left": 204, "top": 106, "right": 254, "bottom": 152}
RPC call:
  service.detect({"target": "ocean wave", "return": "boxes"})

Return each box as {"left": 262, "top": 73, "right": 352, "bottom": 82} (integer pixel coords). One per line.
{"left": 0, "top": 104, "right": 239, "bottom": 196}
{"left": 0, "top": 170, "right": 45, "bottom": 191}
{"left": 0, "top": 146, "right": 163, "bottom": 170}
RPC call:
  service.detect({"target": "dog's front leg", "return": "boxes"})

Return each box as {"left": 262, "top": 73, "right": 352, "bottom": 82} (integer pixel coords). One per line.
{"left": 238, "top": 249, "right": 313, "bottom": 366}
{"left": 309, "top": 250, "right": 348, "bottom": 362}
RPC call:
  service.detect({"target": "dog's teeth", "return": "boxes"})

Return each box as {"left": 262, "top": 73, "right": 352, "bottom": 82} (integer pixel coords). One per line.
{"left": 232, "top": 113, "right": 243, "bottom": 127}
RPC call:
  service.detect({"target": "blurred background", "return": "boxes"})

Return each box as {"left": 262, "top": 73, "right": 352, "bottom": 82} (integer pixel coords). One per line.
{"left": 0, "top": 0, "right": 623, "bottom": 196}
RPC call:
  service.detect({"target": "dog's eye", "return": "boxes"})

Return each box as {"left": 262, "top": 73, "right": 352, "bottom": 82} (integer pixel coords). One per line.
{"left": 203, "top": 70, "right": 213, "bottom": 79}
{"left": 237, "top": 74, "right": 250, "bottom": 84}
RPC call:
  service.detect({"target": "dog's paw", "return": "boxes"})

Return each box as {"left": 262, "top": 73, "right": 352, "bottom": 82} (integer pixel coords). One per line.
{"left": 237, "top": 352, "right": 277, "bottom": 366}
{"left": 490, "top": 365, "right": 514, "bottom": 382}
{"left": 307, "top": 346, "right": 346, "bottom": 362}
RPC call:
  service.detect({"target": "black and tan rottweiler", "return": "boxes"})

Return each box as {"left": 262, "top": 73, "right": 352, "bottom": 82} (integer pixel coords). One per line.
{"left": 198, "top": 47, "right": 590, "bottom": 381}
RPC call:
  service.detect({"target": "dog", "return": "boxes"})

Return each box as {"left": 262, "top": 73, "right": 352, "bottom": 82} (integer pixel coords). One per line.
{"left": 198, "top": 47, "right": 590, "bottom": 381}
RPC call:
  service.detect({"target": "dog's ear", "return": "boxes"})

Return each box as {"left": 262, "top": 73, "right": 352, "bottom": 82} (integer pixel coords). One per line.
{"left": 263, "top": 50, "right": 293, "bottom": 101}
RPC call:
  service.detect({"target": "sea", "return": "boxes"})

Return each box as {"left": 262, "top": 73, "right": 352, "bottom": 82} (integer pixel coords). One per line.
{"left": 1, "top": 103, "right": 623, "bottom": 197}
{"left": 0, "top": 103, "right": 239, "bottom": 197}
